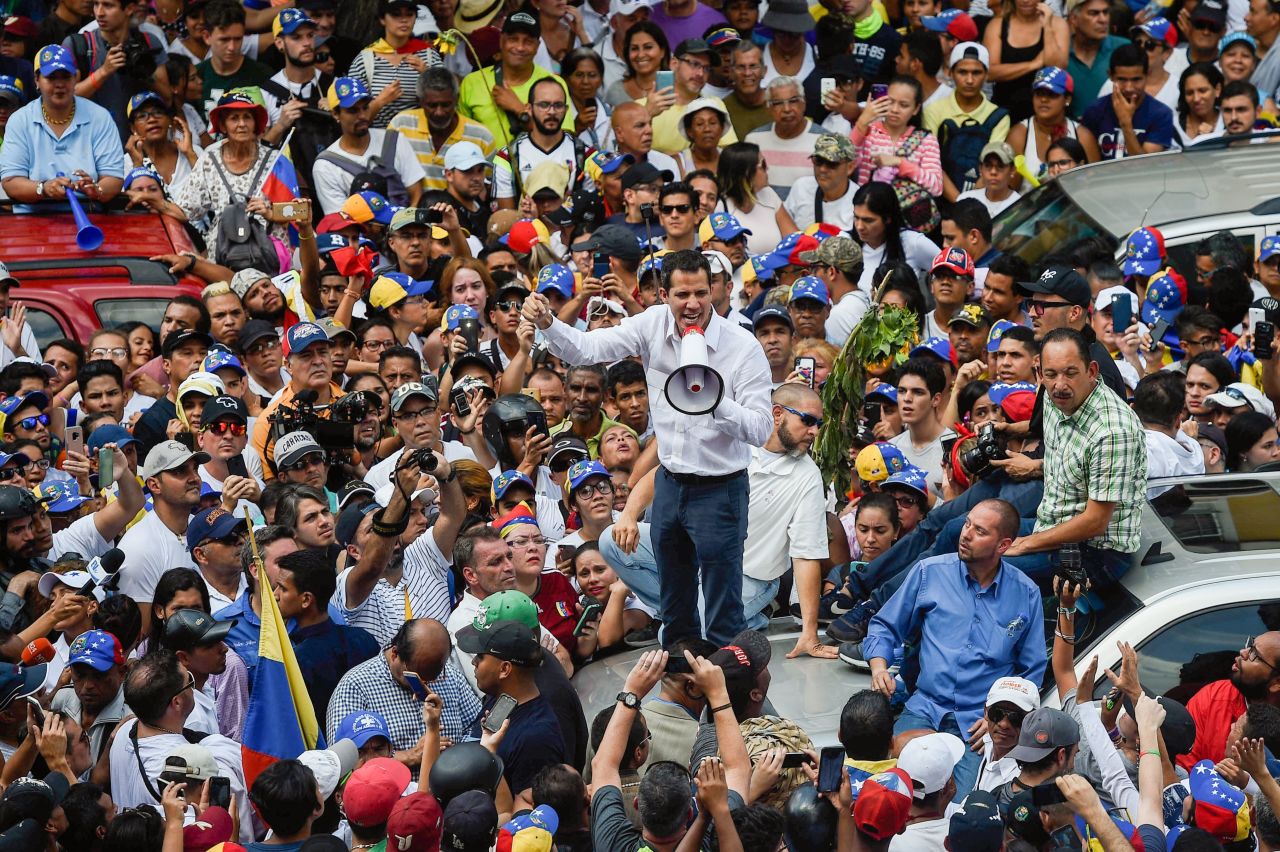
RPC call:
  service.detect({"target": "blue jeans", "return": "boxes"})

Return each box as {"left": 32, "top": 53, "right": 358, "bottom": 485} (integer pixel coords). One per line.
{"left": 894, "top": 708, "right": 981, "bottom": 799}
{"left": 650, "top": 467, "right": 750, "bottom": 646}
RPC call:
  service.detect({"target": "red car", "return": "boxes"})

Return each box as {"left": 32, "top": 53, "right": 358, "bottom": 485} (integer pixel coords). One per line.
{"left": 0, "top": 210, "right": 206, "bottom": 348}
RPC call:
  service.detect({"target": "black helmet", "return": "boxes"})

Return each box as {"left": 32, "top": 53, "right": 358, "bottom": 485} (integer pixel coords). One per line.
{"left": 783, "top": 783, "right": 837, "bottom": 852}
{"left": 427, "top": 742, "right": 504, "bottom": 806}
{"left": 482, "top": 393, "right": 544, "bottom": 465}
{"left": 0, "top": 485, "right": 39, "bottom": 522}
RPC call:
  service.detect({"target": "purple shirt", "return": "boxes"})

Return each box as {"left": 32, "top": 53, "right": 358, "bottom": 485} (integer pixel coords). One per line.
{"left": 648, "top": 2, "right": 728, "bottom": 48}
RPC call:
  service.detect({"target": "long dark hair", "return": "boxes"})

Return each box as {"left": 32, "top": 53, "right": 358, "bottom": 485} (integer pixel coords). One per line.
{"left": 622, "top": 21, "right": 670, "bottom": 79}
{"left": 147, "top": 567, "right": 212, "bottom": 650}
{"left": 561, "top": 47, "right": 605, "bottom": 99}
{"left": 888, "top": 75, "right": 924, "bottom": 128}
{"left": 1177, "top": 62, "right": 1223, "bottom": 127}
{"left": 719, "top": 141, "right": 762, "bottom": 208}
{"left": 1225, "top": 411, "right": 1276, "bottom": 471}
{"left": 853, "top": 182, "right": 908, "bottom": 262}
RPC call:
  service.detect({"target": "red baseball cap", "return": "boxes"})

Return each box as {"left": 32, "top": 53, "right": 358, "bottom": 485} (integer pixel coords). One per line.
{"left": 930, "top": 246, "right": 975, "bottom": 278}
{"left": 854, "top": 768, "right": 914, "bottom": 841}
{"left": 387, "top": 792, "right": 445, "bottom": 852}
{"left": 343, "top": 758, "right": 411, "bottom": 827}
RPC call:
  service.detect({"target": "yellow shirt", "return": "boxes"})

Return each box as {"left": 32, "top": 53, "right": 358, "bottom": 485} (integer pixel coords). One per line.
{"left": 922, "top": 92, "right": 1012, "bottom": 141}
{"left": 387, "top": 109, "right": 497, "bottom": 192}
{"left": 551, "top": 413, "right": 626, "bottom": 459}
{"left": 644, "top": 93, "right": 739, "bottom": 155}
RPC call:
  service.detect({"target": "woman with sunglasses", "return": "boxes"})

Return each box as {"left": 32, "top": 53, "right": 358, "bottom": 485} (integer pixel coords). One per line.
{"left": 1174, "top": 62, "right": 1224, "bottom": 145}
{"left": 546, "top": 460, "right": 617, "bottom": 574}
{"left": 1098, "top": 19, "right": 1180, "bottom": 113}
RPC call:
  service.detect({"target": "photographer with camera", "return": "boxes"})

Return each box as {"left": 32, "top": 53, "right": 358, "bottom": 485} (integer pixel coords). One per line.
{"left": 65, "top": 0, "right": 165, "bottom": 141}
{"left": 364, "top": 382, "right": 481, "bottom": 492}
{"left": 252, "top": 322, "right": 346, "bottom": 479}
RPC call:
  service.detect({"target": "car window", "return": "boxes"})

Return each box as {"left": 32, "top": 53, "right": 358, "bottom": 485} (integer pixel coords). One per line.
{"left": 95, "top": 299, "right": 172, "bottom": 333}
{"left": 993, "top": 181, "right": 1117, "bottom": 269}
{"left": 1165, "top": 233, "right": 1257, "bottom": 289}
{"left": 1149, "top": 479, "right": 1280, "bottom": 553}
{"left": 1119, "top": 603, "right": 1273, "bottom": 705}
{"left": 23, "top": 307, "right": 67, "bottom": 352}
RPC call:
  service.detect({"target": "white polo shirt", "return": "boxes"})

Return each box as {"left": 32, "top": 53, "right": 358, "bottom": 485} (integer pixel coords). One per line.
{"left": 742, "top": 446, "right": 829, "bottom": 582}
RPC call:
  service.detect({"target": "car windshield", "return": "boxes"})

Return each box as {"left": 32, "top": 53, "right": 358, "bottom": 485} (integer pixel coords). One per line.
{"left": 1150, "top": 478, "right": 1280, "bottom": 553}
{"left": 992, "top": 180, "right": 1117, "bottom": 269}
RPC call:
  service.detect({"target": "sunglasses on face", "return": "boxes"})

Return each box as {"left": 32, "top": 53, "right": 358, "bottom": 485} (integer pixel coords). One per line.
{"left": 282, "top": 453, "right": 326, "bottom": 472}
{"left": 987, "top": 706, "right": 1026, "bottom": 727}
{"left": 660, "top": 203, "right": 692, "bottom": 215}
{"left": 14, "top": 414, "right": 49, "bottom": 430}
{"left": 779, "top": 404, "right": 823, "bottom": 428}
{"left": 202, "top": 421, "right": 247, "bottom": 437}
{"left": 315, "top": 50, "right": 331, "bottom": 61}
{"left": 496, "top": 299, "right": 525, "bottom": 312}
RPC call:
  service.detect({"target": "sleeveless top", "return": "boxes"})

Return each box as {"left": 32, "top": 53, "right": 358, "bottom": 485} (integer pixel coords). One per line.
{"left": 993, "top": 16, "right": 1044, "bottom": 125}
{"left": 1018, "top": 115, "right": 1079, "bottom": 178}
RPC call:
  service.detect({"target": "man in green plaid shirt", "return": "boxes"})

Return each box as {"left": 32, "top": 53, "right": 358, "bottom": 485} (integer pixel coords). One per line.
{"left": 1003, "top": 327, "right": 1146, "bottom": 585}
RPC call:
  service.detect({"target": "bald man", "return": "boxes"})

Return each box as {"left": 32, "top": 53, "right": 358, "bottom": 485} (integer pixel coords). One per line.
{"left": 610, "top": 102, "right": 683, "bottom": 181}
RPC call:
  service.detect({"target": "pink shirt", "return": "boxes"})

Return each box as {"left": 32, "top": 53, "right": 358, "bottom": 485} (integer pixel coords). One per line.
{"left": 850, "top": 122, "right": 944, "bottom": 197}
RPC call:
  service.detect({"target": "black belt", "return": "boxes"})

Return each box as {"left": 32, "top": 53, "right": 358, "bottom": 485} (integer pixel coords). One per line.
{"left": 663, "top": 468, "right": 746, "bottom": 486}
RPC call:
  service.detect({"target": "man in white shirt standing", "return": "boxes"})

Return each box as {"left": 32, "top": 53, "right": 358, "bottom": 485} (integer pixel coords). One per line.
{"left": 117, "top": 441, "right": 208, "bottom": 629}
{"left": 0, "top": 263, "right": 38, "bottom": 369}
{"left": 742, "top": 383, "right": 833, "bottom": 659}
{"left": 523, "top": 249, "right": 773, "bottom": 645}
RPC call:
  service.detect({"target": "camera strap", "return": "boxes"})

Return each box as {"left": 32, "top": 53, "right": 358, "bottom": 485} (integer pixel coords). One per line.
{"left": 129, "top": 721, "right": 210, "bottom": 803}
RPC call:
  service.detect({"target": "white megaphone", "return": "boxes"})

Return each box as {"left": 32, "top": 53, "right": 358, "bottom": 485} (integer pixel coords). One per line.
{"left": 664, "top": 325, "right": 724, "bottom": 416}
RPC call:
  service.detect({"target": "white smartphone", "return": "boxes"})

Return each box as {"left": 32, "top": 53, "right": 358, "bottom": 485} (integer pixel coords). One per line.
{"left": 1250, "top": 306, "right": 1267, "bottom": 331}
{"left": 820, "top": 77, "right": 836, "bottom": 98}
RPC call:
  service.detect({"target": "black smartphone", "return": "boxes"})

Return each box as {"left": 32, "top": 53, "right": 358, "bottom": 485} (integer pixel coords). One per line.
{"left": 1148, "top": 317, "right": 1171, "bottom": 351}
{"left": 795, "top": 356, "right": 816, "bottom": 388}
{"left": 574, "top": 601, "right": 603, "bottom": 636}
{"left": 1031, "top": 781, "right": 1069, "bottom": 807}
{"left": 941, "top": 434, "right": 959, "bottom": 458}
{"left": 484, "top": 693, "right": 518, "bottom": 733}
{"left": 526, "top": 408, "right": 549, "bottom": 440}
{"left": 450, "top": 385, "right": 472, "bottom": 419}
{"left": 862, "top": 401, "right": 881, "bottom": 426}
{"left": 664, "top": 655, "right": 693, "bottom": 674}
{"left": 1111, "top": 293, "right": 1132, "bottom": 334}
{"left": 25, "top": 696, "right": 43, "bottom": 727}
{"left": 1256, "top": 321, "right": 1275, "bottom": 361}
{"left": 458, "top": 317, "right": 481, "bottom": 353}
{"left": 208, "top": 776, "right": 231, "bottom": 810}
{"left": 816, "top": 746, "right": 846, "bottom": 793}
{"left": 415, "top": 207, "right": 444, "bottom": 225}
{"left": 402, "top": 671, "right": 429, "bottom": 701}
{"left": 592, "top": 252, "right": 610, "bottom": 279}
{"left": 225, "top": 454, "right": 248, "bottom": 480}
{"left": 782, "top": 752, "right": 813, "bottom": 769}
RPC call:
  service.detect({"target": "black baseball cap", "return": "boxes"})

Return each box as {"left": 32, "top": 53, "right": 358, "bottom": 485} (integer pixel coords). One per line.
{"left": 675, "top": 37, "right": 720, "bottom": 66}
{"left": 237, "top": 319, "right": 278, "bottom": 352}
{"left": 338, "top": 480, "right": 377, "bottom": 512}
{"left": 1120, "top": 693, "right": 1196, "bottom": 757}
{"left": 947, "top": 790, "right": 1003, "bottom": 852}
{"left": 200, "top": 394, "right": 249, "bottom": 426}
{"left": 753, "top": 304, "right": 795, "bottom": 332}
{"left": 337, "top": 501, "right": 379, "bottom": 547}
{"left": 502, "top": 10, "right": 539, "bottom": 36}
{"left": 547, "top": 435, "right": 589, "bottom": 469}
{"left": 163, "top": 328, "right": 214, "bottom": 357}
{"left": 570, "top": 223, "right": 645, "bottom": 262}
{"left": 456, "top": 621, "right": 543, "bottom": 666}
{"left": 442, "top": 790, "right": 499, "bottom": 852}
{"left": 1018, "top": 265, "right": 1091, "bottom": 308}
{"left": 619, "top": 161, "right": 674, "bottom": 191}
{"left": 162, "top": 608, "right": 232, "bottom": 651}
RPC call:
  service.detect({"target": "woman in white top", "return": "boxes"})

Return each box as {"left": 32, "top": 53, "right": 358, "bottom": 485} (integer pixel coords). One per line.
{"left": 1005, "top": 67, "right": 1100, "bottom": 187}
{"left": 759, "top": 0, "right": 817, "bottom": 86}
{"left": 1174, "top": 62, "right": 1226, "bottom": 147}
{"left": 717, "top": 141, "right": 798, "bottom": 256}
{"left": 124, "top": 90, "right": 200, "bottom": 190}
{"left": 531, "top": 0, "right": 591, "bottom": 71}
{"left": 852, "top": 181, "right": 939, "bottom": 294}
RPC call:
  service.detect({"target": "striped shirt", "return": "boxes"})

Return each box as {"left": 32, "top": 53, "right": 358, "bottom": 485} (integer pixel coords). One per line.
{"left": 744, "top": 120, "right": 825, "bottom": 201}
{"left": 388, "top": 109, "right": 497, "bottom": 192}
{"left": 350, "top": 47, "right": 442, "bottom": 128}
{"left": 850, "top": 122, "right": 945, "bottom": 198}
{"left": 1036, "top": 381, "right": 1147, "bottom": 553}
{"left": 333, "top": 527, "right": 455, "bottom": 646}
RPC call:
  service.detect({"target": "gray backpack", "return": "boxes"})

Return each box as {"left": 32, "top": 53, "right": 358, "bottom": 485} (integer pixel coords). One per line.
{"left": 315, "top": 130, "right": 409, "bottom": 206}
{"left": 211, "top": 150, "right": 278, "bottom": 272}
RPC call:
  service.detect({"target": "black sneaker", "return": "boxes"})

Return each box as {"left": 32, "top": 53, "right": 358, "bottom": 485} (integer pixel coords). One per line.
{"left": 826, "top": 600, "right": 876, "bottom": 643}
{"left": 623, "top": 623, "right": 660, "bottom": 648}
{"left": 838, "top": 641, "right": 869, "bottom": 669}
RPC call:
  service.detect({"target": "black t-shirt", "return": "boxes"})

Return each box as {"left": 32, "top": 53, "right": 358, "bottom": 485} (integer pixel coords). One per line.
{"left": 477, "top": 693, "right": 565, "bottom": 795}
{"left": 532, "top": 648, "right": 589, "bottom": 771}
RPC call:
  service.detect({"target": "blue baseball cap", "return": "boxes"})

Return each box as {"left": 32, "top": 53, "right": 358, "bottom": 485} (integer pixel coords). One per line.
{"left": 855, "top": 442, "right": 907, "bottom": 482}
{"left": 909, "top": 336, "right": 954, "bottom": 364}
{"left": 35, "top": 44, "right": 75, "bottom": 76}
{"left": 337, "top": 711, "right": 393, "bottom": 748}
{"left": 203, "top": 349, "right": 246, "bottom": 376}
{"left": 764, "top": 233, "right": 805, "bottom": 269}
{"left": 0, "top": 75, "right": 24, "bottom": 106}
{"left": 186, "top": 506, "right": 247, "bottom": 552}
{"left": 1220, "top": 30, "right": 1258, "bottom": 54}
{"left": 1260, "top": 235, "right": 1280, "bottom": 263}
{"left": 284, "top": 322, "right": 330, "bottom": 356}
{"left": 699, "top": 211, "right": 752, "bottom": 243}
{"left": 536, "top": 263, "right": 575, "bottom": 299}
{"left": 354, "top": 190, "right": 395, "bottom": 225}
{"left": 87, "top": 424, "right": 139, "bottom": 454}
{"left": 370, "top": 271, "right": 433, "bottom": 309}
{"left": 639, "top": 254, "right": 665, "bottom": 279}
{"left": 316, "top": 233, "right": 348, "bottom": 256}
{"left": 327, "top": 76, "right": 371, "bottom": 110}
{"left": 122, "top": 165, "right": 164, "bottom": 191}
{"left": 883, "top": 464, "right": 929, "bottom": 499}
{"left": 66, "top": 630, "right": 125, "bottom": 672}
{"left": 987, "top": 381, "right": 1037, "bottom": 405}
{"left": 565, "top": 459, "right": 610, "bottom": 494}
{"left": 1132, "top": 16, "right": 1177, "bottom": 47}
{"left": 1121, "top": 227, "right": 1165, "bottom": 277}
{"left": 986, "top": 318, "right": 1021, "bottom": 352}
{"left": 35, "top": 480, "right": 89, "bottom": 513}
{"left": 126, "top": 90, "right": 166, "bottom": 119}
{"left": 491, "top": 469, "right": 535, "bottom": 502}
{"left": 0, "top": 390, "right": 48, "bottom": 419}
{"left": 1141, "top": 269, "right": 1188, "bottom": 325}
{"left": 588, "top": 150, "right": 634, "bottom": 175}
{"left": 1031, "top": 67, "right": 1072, "bottom": 96}
{"left": 274, "top": 7, "right": 316, "bottom": 36}
{"left": 440, "top": 304, "right": 480, "bottom": 332}
{"left": 866, "top": 384, "right": 898, "bottom": 404}
{"left": 790, "top": 276, "right": 830, "bottom": 306}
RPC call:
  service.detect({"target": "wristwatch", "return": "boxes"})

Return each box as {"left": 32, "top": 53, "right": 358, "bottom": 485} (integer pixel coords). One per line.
{"left": 616, "top": 691, "right": 639, "bottom": 709}
{"left": 35, "top": 180, "right": 44, "bottom": 197}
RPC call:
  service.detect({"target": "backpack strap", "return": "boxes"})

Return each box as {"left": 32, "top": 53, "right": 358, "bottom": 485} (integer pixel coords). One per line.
{"left": 209, "top": 151, "right": 241, "bottom": 201}
{"left": 379, "top": 128, "right": 399, "bottom": 166}
{"left": 314, "top": 149, "right": 365, "bottom": 177}
{"left": 814, "top": 182, "right": 824, "bottom": 225}
{"left": 507, "top": 132, "right": 529, "bottom": 201}
{"left": 244, "top": 144, "right": 276, "bottom": 198}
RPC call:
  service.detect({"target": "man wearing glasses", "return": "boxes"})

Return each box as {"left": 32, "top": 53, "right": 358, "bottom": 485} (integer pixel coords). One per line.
{"left": 745, "top": 75, "right": 823, "bottom": 201}
{"left": 493, "top": 76, "right": 591, "bottom": 211}
{"left": 656, "top": 182, "right": 698, "bottom": 252}
{"left": 364, "top": 382, "right": 477, "bottom": 492}
{"left": 237, "top": 319, "right": 288, "bottom": 405}
{"left": 1182, "top": 631, "right": 1280, "bottom": 768}
{"left": 196, "top": 396, "right": 263, "bottom": 520}
{"left": 651, "top": 39, "right": 738, "bottom": 155}
{"left": 251, "top": 322, "right": 345, "bottom": 478}
{"left": 273, "top": 431, "right": 338, "bottom": 513}
{"left": 1018, "top": 265, "right": 1127, "bottom": 398}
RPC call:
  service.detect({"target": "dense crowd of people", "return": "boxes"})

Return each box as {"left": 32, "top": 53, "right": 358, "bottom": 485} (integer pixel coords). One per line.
{"left": 0, "top": 0, "right": 1277, "bottom": 848}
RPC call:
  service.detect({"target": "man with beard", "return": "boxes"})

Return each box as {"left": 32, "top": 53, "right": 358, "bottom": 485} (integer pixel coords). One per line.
{"left": 948, "top": 303, "right": 992, "bottom": 366}
{"left": 1182, "top": 630, "right": 1280, "bottom": 768}
{"left": 741, "top": 384, "right": 831, "bottom": 659}
{"left": 493, "top": 76, "right": 592, "bottom": 210}
{"left": 313, "top": 77, "right": 425, "bottom": 214}
{"left": 260, "top": 7, "right": 332, "bottom": 167}
{"left": 252, "top": 322, "right": 345, "bottom": 479}
{"left": 551, "top": 364, "right": 623, "bottom": 459}
{"left": 389, "top": 67, "right": 495, "bottom": 193}
{"left": 133, "top": 329, "right": 212, "bottom": 456}
{"left": 117, "top": 441, "right": 209, "bottom": 630}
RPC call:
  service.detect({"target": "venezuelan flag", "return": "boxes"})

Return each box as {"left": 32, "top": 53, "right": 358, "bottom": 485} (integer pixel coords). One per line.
{"left": 261, "top": 131, "right": 302, "bottom": 247}
{"left": 241, "top": 564, "right": 323, "bottom": 789}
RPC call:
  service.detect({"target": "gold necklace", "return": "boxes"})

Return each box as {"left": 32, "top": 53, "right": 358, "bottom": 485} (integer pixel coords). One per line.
{"left": 42, "top": 98, "right": 74, "bottom": 127}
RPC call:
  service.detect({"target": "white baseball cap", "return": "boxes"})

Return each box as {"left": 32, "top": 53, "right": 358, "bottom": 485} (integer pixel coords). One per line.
{"left": 587, "top": 296, "right": 626, "bottom": 317}
{"left": 37, "top": 570, "right": 93, "bottom": 599}
{"left": 950, "top": 41, "right": 990, "bottom": 69}
{"left": 1206, "top": 381, "right": 1276, "bottom": 419}
{"left": 610, "top": 0, "right": 652, "bottom": 16}
{"left": 702, "top": 249, "right": 733, "bottom": 277}
{"left": 896, "top": 732, "right": 966, "bottom": 799}
{"left": 985, "top": 676, "right": 1041, "bottom": 712}
{"left": 1094, "top": 285, "right": 1139, "bottom": 315}
{"left": 443, "top": 141, "right": 488, "bottom": 172}
{"left": 298, "top": 739, "right": 359, "bottom": 800}
{"left": 374, "top": 481, "right": 438, "bottom": 508}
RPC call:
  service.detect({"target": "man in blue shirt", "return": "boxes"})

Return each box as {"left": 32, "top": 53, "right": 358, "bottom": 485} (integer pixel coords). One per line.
{"left": 274, "top": 548, "right": 379, "bottom": 726}
{"left": 215, "top": 525, "right": 299, "bottom": 691}
{"left": 863, "top": 498, "right": 1044, "bottom": 799}
{"left": 1081, "top": 44, "right": 1174, "bottom": 160}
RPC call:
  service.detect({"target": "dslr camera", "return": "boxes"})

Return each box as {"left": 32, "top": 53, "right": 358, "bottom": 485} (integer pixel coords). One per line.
{"left": 121, "top": 32, "right": 157, "bottom": 82}
{"left": 958, "top": 423, "right": 1006, "bottom": 480}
